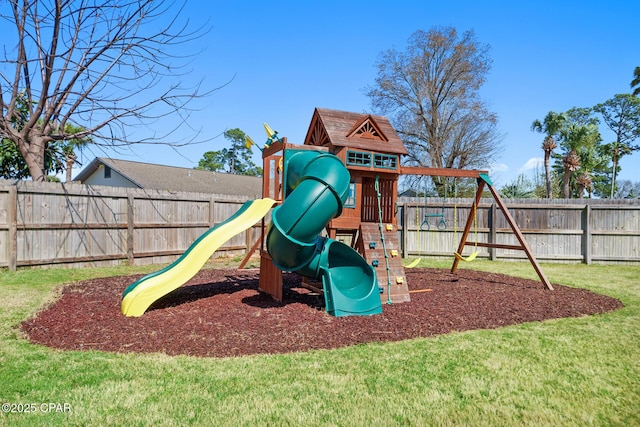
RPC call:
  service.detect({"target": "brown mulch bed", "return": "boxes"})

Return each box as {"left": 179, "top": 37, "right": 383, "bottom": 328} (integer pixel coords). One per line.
{"left": 20, "top": 268, "right": 622, "bottom": 358}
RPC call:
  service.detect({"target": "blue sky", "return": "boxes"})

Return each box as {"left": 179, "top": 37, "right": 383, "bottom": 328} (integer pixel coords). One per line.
{"left": 77, "top": 0, "right": 640, "bottom": 188}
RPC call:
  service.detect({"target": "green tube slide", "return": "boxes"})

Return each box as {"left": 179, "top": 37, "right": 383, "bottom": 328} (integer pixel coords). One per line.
{"left": 266, "top": 150, "right": 382, "bottom": 317}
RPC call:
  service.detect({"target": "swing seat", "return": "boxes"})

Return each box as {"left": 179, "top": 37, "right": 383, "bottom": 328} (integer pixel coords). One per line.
{"left": 406, "top": 258, "right": 421, "bottom": 268}
{"left": 454, "top": 251, "right": 478, "bottom": 262}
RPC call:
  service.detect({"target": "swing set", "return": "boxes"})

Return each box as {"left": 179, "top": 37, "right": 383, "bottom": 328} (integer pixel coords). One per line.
{"left": 409, "top": 176, "right": 478, "bottom": 267}
{"left": 420, "top": 185, "right": 447, "bottom": 232}
{"left": 400, "top": 166, "right": 554, "bottom": 291}
{"left": 406, "top": 179, "right": 447, "bottom": 268}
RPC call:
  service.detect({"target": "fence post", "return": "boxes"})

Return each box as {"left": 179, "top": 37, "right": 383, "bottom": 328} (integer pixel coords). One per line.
{"left": 401, "top": 202, "right": 407, "bottom": 258}
{"left": 127, "top": 194, "right": 135, "bottom": 265}
{"left": 489, "top": 202, "right": 497, "bottom": 261}
{"left": 582, "top": 204, "right": 591, "bottom": 265}
{"left": 209, "top": 195, "right": 217, "bottom": 261}
{"left": 8, "top": 185, "right": 17, "bottom": 271}
{"left": 209, "top": 195, "right": 216, "bottom": 228}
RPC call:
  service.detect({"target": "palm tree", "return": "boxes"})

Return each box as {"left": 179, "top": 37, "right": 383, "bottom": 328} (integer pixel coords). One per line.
{"left": 632, "top": 66, "right": 640, "bottom": 96}
{"left": 49, "top": 123, "right": 93, "bottom": 182}
{"left": 500, "top": 174, "right": 536, "bottom": 198}
{"left": 531, "top": 112, "right": 565, "bottom": 198}
{"left": 541, "top": 135, "right": 558, "bottom": 196}
{"left": 562, "top": 149, "right": 581, "bottom": 198}
{"left": 575, "top": 145, "right": 607, "bottom": 198}
{"left": 575, "top": 172, "right": 592, "bottom": 199}
{"left": 599, "top": 142, "right": 632, "bottom": 198}
{"left": 51, "top": 123, "right": 92, "bottom": 182}
{"left": 557, "top": 123, "right": 600, "bottom": 198}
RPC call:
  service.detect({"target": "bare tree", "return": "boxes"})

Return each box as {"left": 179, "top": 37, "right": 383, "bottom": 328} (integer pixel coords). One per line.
{"left": 0, "top": 0, "right": 211, "bottom": 181}
{"left": 366, "top": 27, "right": 502, "bottom": 194}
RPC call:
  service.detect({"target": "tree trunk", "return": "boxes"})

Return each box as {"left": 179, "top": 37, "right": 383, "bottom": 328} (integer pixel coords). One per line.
{"left": 19, "top": 138, "right": 47, "bottom": 182}
{"left": 65, "top": 152, "right": 77, "bottom": 183}
{"left": 562, "top": 168, "right": 571, "bottom": 198}
{"left": 544, "top": 151, "right": 552, "bottom": 198}
{"left": 610, "top": 153, "right": 618, "bottom": 199}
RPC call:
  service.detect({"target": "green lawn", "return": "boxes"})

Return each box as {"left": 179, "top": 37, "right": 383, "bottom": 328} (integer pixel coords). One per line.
{"left": 1, "top": 259, "right": 638, "bottom": 426}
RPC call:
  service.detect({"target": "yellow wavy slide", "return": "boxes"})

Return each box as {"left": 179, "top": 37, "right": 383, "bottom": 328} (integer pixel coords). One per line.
{"left": 121, "top": 198, "right": 275, "bottom": 317}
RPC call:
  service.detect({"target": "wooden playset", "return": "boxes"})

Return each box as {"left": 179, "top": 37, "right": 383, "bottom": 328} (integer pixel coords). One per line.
{"left": 243, "top": 108, "right": 552, "bottom": 307}
{"left": 123, "top": 107, "right": 552, "bottom": 318}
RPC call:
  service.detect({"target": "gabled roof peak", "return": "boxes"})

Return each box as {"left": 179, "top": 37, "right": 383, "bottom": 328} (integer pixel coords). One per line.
{"left": 304, "top": 108, "right": 408, "bottom": 155}
{"left": 347, "top": 115, "right": 388, "bottom": 142}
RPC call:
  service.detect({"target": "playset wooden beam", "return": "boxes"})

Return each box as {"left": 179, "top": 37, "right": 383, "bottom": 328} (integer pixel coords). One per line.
{"left": 400, "top": 166, "right": 488, "bottom": 178}
{"left": 238, "top": 234, "right": 263, "bottom": 270}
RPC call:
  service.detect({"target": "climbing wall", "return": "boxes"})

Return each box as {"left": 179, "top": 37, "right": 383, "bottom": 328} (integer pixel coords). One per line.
{"left": 357, "top": 222, "right": 410, "bottom": 303}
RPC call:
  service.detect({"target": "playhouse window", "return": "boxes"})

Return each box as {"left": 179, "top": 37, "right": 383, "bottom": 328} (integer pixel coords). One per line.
{"left": 346, "top": 150, "right": 372, "bottom": 167}
{"left": 374, "top": 154, "right": 397, "bottom": 170}
{"left": 344, "top": 182, "right": 356, "bottom": 208}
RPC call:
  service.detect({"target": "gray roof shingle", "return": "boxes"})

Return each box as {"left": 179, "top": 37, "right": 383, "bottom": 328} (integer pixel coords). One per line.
{"left": 74, "top": 157, "right": 262, "bottom": 197}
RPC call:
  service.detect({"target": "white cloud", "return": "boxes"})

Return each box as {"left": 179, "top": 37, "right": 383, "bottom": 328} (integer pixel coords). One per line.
{"left": 519, "top": 157, "right": 543, "bottom": 173}
{"left": 489, "top": 163, "right": 509, "bottom": 173}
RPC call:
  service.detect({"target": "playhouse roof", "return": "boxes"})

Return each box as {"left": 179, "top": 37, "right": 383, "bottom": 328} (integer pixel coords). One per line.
{"left": 303, "top": 108, "right": 408, "bottom": 155}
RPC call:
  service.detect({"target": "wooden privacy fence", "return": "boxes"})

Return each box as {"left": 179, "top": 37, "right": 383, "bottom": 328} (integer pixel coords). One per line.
{"left": 0, "top": 180, "right": 262, "bottom": 270}
{"left": 397, "top": 197, "right": 640, "bottom": 265}
{"left": 1, "top": 180, "right": 639, "bottom": 270}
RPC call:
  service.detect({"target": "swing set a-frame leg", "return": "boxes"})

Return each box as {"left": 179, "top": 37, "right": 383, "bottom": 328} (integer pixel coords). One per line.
{"left": 486, "top": 184, "right": 554, "bottom": 290}
{"left": 451, "top": 178, "right": 484, "bottom": 272}
{"left": 450, "top": 177, "right": 554, "bottom": 291}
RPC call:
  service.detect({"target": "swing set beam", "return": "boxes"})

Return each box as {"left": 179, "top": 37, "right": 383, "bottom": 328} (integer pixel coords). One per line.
{"left": 400, "top": 166, "right": 488, "bottom": 178}
{"left": 401, "top": 167, "right": 554, "bottom": 291}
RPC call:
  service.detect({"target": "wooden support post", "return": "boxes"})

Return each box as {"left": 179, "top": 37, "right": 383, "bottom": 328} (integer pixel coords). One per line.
{"left": 451, "top": 179, "right": 485, "bottom": 273}
{"left": 238, "top": 232, "right": 262, "bottom": 269}
{"left": 449, "top": 179, "right": 553, "bottom": 290}
{"left": 485, "top": 184, "right": 554, "bottom": 290}
{"left": 258, "top": 252, "right": 283, "bottom": 301}
{"left": 257, "top": 140, "right": 284, "bottom": 300}
{"left": 489, "top": 202, "right": 497, "bottom": 261}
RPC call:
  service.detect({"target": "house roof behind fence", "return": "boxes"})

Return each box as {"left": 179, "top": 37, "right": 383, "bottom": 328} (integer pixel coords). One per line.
{"left": 74, "top": 157, "right": 262, "bottom": 197}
